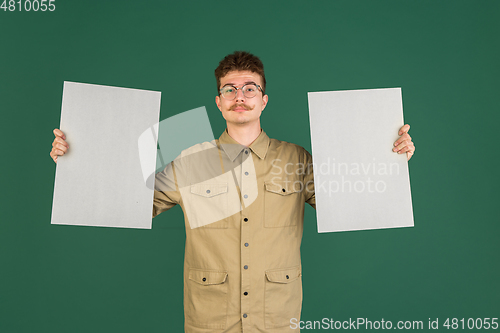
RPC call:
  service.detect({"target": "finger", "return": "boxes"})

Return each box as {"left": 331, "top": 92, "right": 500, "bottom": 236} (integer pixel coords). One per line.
{"left": 394, "top": 133, "right": 411, "bottom": 146}
{"left": 398, "top": 124, "right": 410, "bottom": 136}
{"left": 397, "top": 146, "right": 412, "bottom": 154}
{"left": 52, "top": 137, "right": 69, "bottom": 148}
{"left": 54, "top": 143, "right": 68, "bottom": 154}
{"left": 49, "top": 151, "right": 58, "bottom": 163}
{"left": 407, "top": 143, "right": 416, "bottom": 160}
{"left": 405, "top": 142, "right": 415, "bottom": 153}
{"left": 51, "top": 146, "right": 66, "bottom": 156}
{"left": 393, "top": 139, "right": 410, "bottom": 152}
{"left": 53, "top": 128, "right": 66, "bottom": 140}
{"left": 396, "top": 143, "right": 415, "bottom": 155}
{"left": 407, "top": 150, "right": 414, "bottom": 161}
{"left": 53, "top": 148, "right": 66, "bottom": 156}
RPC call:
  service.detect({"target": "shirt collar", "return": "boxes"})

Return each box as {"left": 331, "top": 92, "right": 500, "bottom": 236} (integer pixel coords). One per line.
{"left": 218, "top": 129, "right": 270, "bottom": 161}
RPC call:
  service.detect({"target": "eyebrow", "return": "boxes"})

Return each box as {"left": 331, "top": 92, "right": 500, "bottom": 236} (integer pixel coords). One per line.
{"left": 222, "top": 81, "right": 257, "bottom": 87}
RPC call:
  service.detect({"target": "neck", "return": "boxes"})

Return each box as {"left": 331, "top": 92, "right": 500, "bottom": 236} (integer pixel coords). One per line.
{"left": 226, "top": 121, "right": 262, "bottom": 147}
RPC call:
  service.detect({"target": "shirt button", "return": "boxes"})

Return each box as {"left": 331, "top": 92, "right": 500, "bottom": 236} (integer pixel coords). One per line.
{"left": 245, "top": 150, "right": 249, "bottom": 154}
{"left": 206, "top": 190, "right": 210, "bottom": 194}
{"left": 244, "top": 243, "right": 249, "bottom": 247}
{"left": 244, "top": 265, "right": 248, "bottom": 269}
{"left": 244, "top": 292, "right": 248, "bottom": 296}
{"left": 282, "top": 188, "right": 286, "bottom": 192}
{"left": 243, "top": 314, "right": 248, "bottom": 318}
{"left": 202, "top": 277, "right": 206, "bottom": 281}
{"left": 244, "top": 171, "right": 249, "bottom": 176}
{"left": 286, "top": 275, "right": 289, "bottom": 279}
{"left": 244, "top": 194, "right": 248, "bottom": 199}
{"left": 244, "top": 218, "right": 248, "bottom": 222}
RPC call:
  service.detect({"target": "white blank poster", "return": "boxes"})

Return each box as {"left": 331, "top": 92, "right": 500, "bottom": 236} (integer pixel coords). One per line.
{"left": 308, "top": 88, "right": 414, "bottom": 233}
{"left": 51, "top": 82, "right": 161, "bottom": 229}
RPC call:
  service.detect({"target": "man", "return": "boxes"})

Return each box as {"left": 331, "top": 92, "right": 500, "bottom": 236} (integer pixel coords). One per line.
{"left": 50, "top": 51, "right": 415, "bottom": 332}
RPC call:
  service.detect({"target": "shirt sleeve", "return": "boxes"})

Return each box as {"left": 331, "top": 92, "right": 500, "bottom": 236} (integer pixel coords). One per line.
{"left": 152, "top": 160, "right": 182, "bottom": 218}
{"left": 303, "top": 149, "right": 316, "bottom": 209}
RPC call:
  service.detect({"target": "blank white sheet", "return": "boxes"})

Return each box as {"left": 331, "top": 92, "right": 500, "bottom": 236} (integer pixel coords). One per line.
{"left": 308, "top": 88, "right": 414, "bottom": 233}
{"left": 51, "top": 81, "right": 161, "bottom": 229}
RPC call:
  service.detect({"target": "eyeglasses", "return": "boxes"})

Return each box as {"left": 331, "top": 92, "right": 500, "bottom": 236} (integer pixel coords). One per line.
{"left": 219, "top": 84, "right": 263, "bottom": 100}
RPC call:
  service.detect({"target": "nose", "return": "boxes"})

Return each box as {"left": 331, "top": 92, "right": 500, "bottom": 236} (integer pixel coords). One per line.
{"left": 235, "top": 88, "right": 246, "bottom": 102}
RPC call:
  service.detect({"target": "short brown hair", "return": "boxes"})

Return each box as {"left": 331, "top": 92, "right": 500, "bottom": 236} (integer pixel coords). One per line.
{"left": 215, "top": 51, "right": 266, "bottom": 95}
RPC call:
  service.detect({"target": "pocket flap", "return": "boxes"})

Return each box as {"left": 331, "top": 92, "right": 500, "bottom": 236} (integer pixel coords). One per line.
{"left": 264, "top": 181, "right": 299, "bottom": 195}
{"left": 265, "top": 266, "right": 301, "bottom": 283}
{"left": 190, "top": 183, "right": 228, "bottom": 198}
{"left": 189, "top": 268, "right": 228, "bottom": 285}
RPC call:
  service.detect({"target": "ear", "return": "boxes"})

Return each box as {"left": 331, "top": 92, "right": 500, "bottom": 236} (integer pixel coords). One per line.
{"left": 215, "top": 95, "right": 222, "bottom": 111}
{"left": 261, "top": 94, "right": 269, "bottom": 111}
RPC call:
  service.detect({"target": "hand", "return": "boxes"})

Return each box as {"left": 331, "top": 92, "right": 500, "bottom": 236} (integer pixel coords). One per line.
{"left": 49, "top": 128, "right": 69, "bottom": 163}
{"left": 393, "top": 124, "right": 415, "bottom": 161}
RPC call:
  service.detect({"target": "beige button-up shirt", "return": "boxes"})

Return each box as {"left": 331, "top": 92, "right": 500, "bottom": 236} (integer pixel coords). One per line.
{"left": 153, "top": 129, "right": 315, "bottom": 332}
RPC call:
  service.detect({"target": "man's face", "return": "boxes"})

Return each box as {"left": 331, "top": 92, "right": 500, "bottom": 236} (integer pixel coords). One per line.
{"left": 215, "top": 70, "right": 268, "bottom": 126}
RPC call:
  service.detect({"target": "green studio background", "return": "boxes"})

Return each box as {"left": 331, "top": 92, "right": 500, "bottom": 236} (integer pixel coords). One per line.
{"left": 1, "top": 0, "right": 499, "bottom": 332}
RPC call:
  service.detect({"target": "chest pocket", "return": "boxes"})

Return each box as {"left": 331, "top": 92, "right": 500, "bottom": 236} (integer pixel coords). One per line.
{"left": 185, "top": 183, "right": 229, "bottom": 229}
{"left": 264, "top": 180, "right": 303, "bottom": 227}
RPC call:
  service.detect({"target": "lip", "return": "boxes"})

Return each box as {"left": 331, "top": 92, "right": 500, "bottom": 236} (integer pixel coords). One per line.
{"left": 232, "top": 107, "right": 247, "bottom": 112}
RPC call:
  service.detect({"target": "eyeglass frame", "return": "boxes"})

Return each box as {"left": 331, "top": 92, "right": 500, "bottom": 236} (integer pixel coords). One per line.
{"left": 219, "top": 83, "right": 264, "bottom": 100}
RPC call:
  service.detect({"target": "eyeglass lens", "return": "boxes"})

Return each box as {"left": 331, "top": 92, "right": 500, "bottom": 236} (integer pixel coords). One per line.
{"left": 221, "top": 84, "right": 259, "bottom": 100}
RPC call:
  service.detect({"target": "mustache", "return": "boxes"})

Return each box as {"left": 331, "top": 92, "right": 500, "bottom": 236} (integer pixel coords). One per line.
{"left": 229, "top": 103, "right": 253, "bottom": 111}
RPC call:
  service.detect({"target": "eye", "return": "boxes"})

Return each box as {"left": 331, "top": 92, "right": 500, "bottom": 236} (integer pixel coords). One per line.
{"left": 223, "top": 87, "right": 235, "bottom": 94}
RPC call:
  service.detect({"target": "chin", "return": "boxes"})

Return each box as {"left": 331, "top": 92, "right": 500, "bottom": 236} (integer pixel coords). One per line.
{"left": 230, "top": 118, "right": 251, "bottom": 125}
{"left": 229, "top": 115, "right": 253, "bottom": 125}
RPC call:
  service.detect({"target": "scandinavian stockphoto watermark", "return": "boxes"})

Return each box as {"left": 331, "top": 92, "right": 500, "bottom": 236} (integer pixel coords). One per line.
{"left": 290, "top": 317, "right": 424, "bottom": 330}
{"left": 270, "top": 157, "right": 400, "bottom": 195}
{"left": 1, "top": 0, "right": 56, "bottom": 11}
{"left": 290, "top": 317, "right": 499, "bottom": 330}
